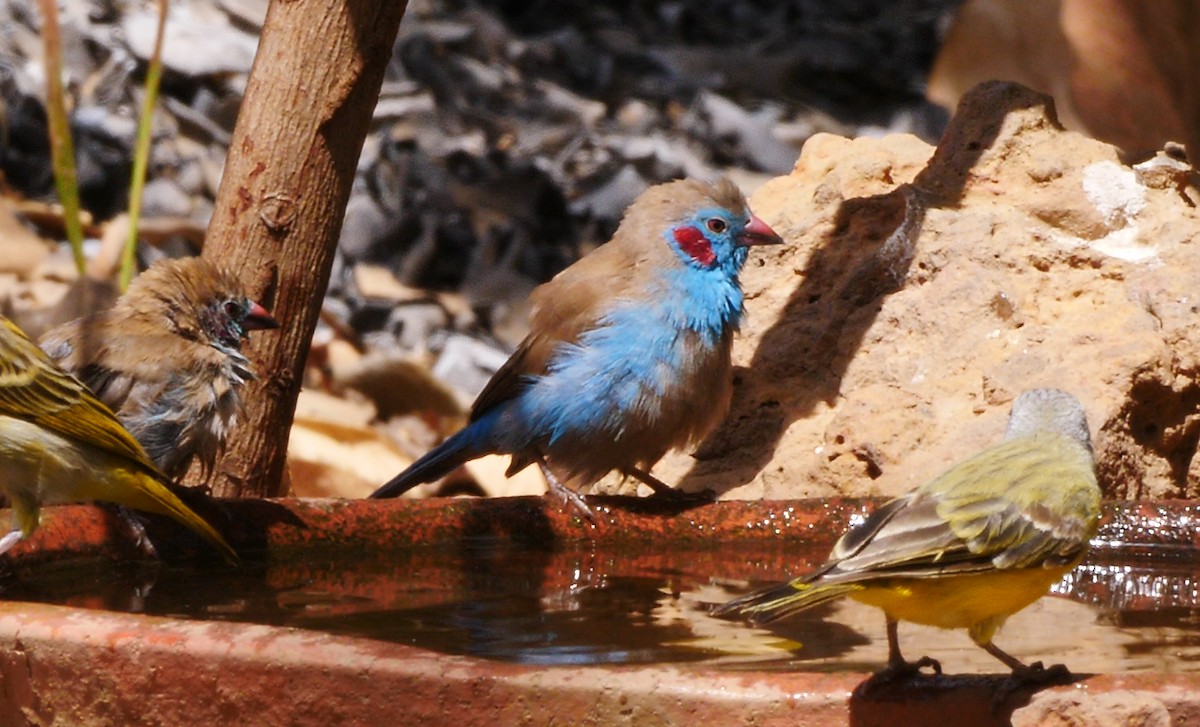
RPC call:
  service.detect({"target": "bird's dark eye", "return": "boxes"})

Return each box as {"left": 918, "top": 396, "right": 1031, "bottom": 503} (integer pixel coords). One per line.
{"left": 706, "top": 218, "right": 727, "bottom": 234}
{"left": 224, "top": 301, "right": 242, "bottom": 318}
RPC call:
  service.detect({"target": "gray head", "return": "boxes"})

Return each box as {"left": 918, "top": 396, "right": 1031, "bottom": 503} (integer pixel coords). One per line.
{"left": 1003, "top": 388, "right": 1092, "bottom": 451}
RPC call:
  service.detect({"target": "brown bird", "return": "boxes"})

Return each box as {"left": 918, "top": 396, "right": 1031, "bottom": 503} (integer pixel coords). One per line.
{"left": 370, "top": 178, "right": 782, "bottom": 513}
{"left": 40, "top": 257, "right": 278, "bottom": 480}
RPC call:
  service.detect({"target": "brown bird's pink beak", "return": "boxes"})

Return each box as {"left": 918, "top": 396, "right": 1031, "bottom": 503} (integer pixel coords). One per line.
{"left": 737, "top": 214, "right": 784, "bottom": 247}
{"left": 244, "top": 301, "right": 280, "bottom": 331}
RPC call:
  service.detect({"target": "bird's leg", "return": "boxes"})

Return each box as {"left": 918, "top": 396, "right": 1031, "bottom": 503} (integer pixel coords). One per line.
{"left": 884, "top": 617, "right": 942, "bottom": 676}
{"left": 860, "top": 618, "right": 941, "bottom": 692}
{"left": 623, "top": 467, "right": 716, "bottom": 503}
{"left": 110, "top": 505, "right": 160, "bottom": 559}
{"left": 980, "top": 641, "right": 1071, "bottom": 685}
{"left": 538, "top": 461, "right": 596, "bottom": 523}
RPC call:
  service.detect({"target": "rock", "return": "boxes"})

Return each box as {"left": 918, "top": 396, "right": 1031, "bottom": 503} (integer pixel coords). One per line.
{"left": 139, "top": 177, "right": 196, "bottom": 218}
{"left": 0, "top": 87, "right": 54, "bottom": 199}
{"left": 71, "top": 109, "right": 134, "bottom": 220}
{"left": 339, "top": 192, "right": 395, "bottom": 261}
{"left": 569, "top": 164, "right": 649, "bottom": 221}
{"left": 682, "top": 91, "right": 798, "bottom": 174}
{"left": 122, "top": 4, "right": 258, "bottom": 77}
{"left": 162, "top": 96, "right": 234, "bottom": 147}
{"left": 653, "top": 81, "right": 1200, "bottom": 501}
{"left": 385, "top": 302, "right": 452, "bottom": 352}
{"left": 614, "top": 132, "right": 714, "bottom": 182}
{"left": 431, "top": 333, "right": 512, "bottom": 402}
{"left": 217, "top": 0, "right": 269, "bottom": 31}
{"left": 1011, "top": 690, "right": 1171, "bottom": 727}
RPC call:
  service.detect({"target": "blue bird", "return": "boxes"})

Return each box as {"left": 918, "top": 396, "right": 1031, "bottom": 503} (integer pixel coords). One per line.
{"left": 370, "top": 178, "right": 782, "bottom": 513}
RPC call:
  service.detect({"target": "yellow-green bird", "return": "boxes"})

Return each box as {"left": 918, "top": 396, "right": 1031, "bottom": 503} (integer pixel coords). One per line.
{"left": 0, "top": 316, "right": 237, "bottom": 563}
{"left": 714, "top": 388, "right": 1100, "bottom": 682}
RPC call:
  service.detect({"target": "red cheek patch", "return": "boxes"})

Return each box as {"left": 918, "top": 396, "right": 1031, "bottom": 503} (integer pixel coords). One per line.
{"left": 672, "top": 226, "right": 715, "bottom": 266}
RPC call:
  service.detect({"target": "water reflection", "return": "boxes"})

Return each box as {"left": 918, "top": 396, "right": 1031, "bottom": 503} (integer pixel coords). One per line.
{"left": 3, "top": 535, "right": 1200, "bottom": 672}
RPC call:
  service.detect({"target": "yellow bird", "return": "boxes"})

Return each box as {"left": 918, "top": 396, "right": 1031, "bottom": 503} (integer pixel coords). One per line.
{"left": 714, "top": 388, "right": 1101, "bottom": 682}
{"left": 0, "top": 316, "right": 237, "bottom": 563}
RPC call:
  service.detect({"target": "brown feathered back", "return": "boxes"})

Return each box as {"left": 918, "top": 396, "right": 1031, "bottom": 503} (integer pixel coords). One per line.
{"left": 471, "top": 177, "right": 746, "bottom": 437}
{"left": 370, "top": 176, "right": 778, "bottom": 501}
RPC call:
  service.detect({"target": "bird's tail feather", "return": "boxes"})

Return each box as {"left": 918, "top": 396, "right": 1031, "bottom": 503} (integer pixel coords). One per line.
{"left": 370, "top": 414, "right": 497, "bottom": 499}
{"left": 114, "top": 470, "right": 238, "bottom": 564}
{"left": 712, "top": 580, "right": 863, "bottom": 624}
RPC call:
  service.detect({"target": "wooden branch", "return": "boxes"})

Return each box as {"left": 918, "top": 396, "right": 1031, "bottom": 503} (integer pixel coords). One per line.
{"left": 193, "top": 0, "right": 409, "bottom": 497}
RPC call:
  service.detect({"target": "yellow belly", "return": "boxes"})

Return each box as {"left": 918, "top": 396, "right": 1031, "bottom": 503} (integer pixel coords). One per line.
{"left": 848, "top": 566, "right": 1072, "bottom": 636}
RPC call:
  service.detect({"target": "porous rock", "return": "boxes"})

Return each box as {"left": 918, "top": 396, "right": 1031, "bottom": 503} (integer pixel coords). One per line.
{"left": 657, "top": 81, "right": 1200, "bottom": 501}
{"left": 1011, "top": 690, "right": 1171, "bottom": 727}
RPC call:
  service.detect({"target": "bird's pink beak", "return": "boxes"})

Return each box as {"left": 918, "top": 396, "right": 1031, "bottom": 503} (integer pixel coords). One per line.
{"left": 737, "top": 214, "right": 783, "bottom": 247}
{"left": 244, "top": 301, "right": 280, "bottom": 331}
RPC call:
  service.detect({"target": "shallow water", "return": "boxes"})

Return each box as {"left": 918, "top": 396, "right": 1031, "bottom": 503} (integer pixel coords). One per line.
{"left": 3, "top": 536, "right": 1200, "bottom": 674}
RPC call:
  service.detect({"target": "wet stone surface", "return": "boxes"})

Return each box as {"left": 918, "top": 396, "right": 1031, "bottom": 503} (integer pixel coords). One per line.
{"left": 2, "top": 498, "right": 1199, "bottom": 675}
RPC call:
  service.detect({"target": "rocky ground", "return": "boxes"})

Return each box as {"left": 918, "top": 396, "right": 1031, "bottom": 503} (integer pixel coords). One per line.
{"left": 661, "top": 82, "right": 1200, "bottom": 503}
{"left": 1, "top": 0, "right": 972, "bottom": 497}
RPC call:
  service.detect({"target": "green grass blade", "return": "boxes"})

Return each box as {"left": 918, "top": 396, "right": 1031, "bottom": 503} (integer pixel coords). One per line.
{"left": 37, "top": 0, "right": 86, "bottom": 275}
{"left": 121, "top": 0, "right": 170, "bottom": 291}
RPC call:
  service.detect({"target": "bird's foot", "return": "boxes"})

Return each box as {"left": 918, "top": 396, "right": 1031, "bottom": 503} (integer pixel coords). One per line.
{"left": 538, "top": 461, "right": 598, "bottom": 524}
{"left": 882, "top": 655, "right": 942, "bottom": 680}
{"left": 981, "top": 641, "right": 1075, "bottom": 698}
{"left": 121, "top": 509, "right": 161, "bottom": 559}
{"left": 1008, "top": 661, "right": 1072, "bottom": 686}
{"left": 991, "top": 662, "right": 1074, "bottom": 711}
{"left": 858, "top": 656, "right": 942, "bottom": 695}
{"left": 545, "top": 481, "right": 597, "bottom": 524}
{"left": 104, "top": 503, "right": 160, "bottom": 559}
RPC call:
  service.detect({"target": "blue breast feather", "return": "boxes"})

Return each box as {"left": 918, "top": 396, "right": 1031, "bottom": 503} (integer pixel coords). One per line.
{"left": 512, "top": 265, "right": 745, "bottom": 446}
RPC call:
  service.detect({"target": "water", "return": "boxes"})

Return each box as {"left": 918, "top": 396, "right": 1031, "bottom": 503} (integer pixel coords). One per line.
{"left": 3, "top": 536, "right": 1200, "bottom": 674}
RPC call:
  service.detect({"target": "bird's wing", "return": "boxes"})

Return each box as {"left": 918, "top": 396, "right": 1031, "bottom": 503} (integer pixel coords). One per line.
{"left": 816, "top": 437, "right": 1098, "bottom": 584}
{"left": 0, "top": 318, "right": 158, "bottom": 470}
{"left": 470, "top": 241, "right": 636, "bottom": 419}
{"left": 40, "top": 318, "right": 136, "bottom": 409}
{"left": 469, "top": 332, "right": 549, "bottom": 419}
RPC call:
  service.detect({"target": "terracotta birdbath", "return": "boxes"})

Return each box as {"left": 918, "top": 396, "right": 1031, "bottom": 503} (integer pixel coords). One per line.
{"left": 0, "top": 497, "right": 1196, "bottom": 726}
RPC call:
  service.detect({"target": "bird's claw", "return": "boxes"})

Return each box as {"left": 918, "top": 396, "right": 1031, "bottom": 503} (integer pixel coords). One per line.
{"left": 859, "top": 655, "right": 942, "bottom": 695}
{"left": 890, "top": 655, "right": 942, "bottom": 678}
{"left": 1010, "top": 661, "right": 1071, "bottom": 685}
{"left": 991, "top": 662, "right": 1074, "bottom": 711}
{"left": 125, "top": 516, "right": 161, "bottom": 559}
{"left": 545, "top": 481, "right": 597, "bottom": 524}
{"left": 109, "top": 504, "right": 160, "bottom": 559}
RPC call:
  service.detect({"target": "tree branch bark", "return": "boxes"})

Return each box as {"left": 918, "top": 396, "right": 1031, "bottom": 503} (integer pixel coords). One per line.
{"left": 193, "top": 0, "right": 409, "bottom": 497}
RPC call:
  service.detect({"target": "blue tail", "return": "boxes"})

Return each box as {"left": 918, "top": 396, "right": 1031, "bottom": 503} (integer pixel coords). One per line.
{"left": 370, "top": 410, "right": 500, "bottom": 499}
